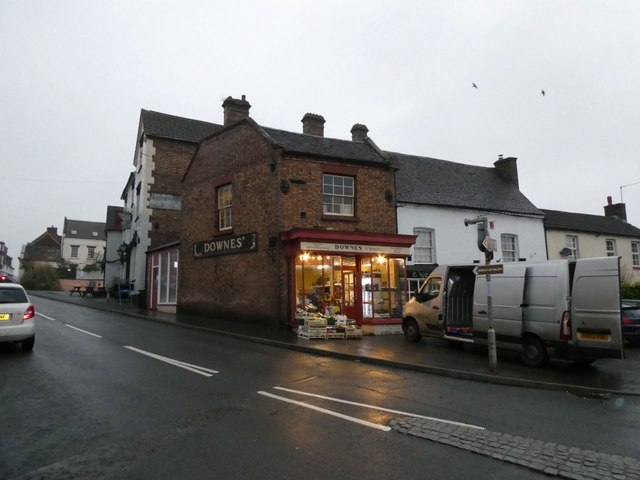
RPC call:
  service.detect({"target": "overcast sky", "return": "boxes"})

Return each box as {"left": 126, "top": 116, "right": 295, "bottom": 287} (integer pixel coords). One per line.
{"left": 2, "top": 0, "right": 639, "bottom": 268}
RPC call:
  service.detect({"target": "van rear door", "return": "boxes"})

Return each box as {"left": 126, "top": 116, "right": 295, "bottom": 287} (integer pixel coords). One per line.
{"left": 473, "top": 264, "right": 527, "bottom": 346}
{"left": 571, "top": 256, "right": 623, "bottom": 360}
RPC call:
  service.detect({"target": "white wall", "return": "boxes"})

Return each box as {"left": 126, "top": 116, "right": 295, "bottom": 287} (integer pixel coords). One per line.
{"left": 397, "top": 204, "right": 547, "bottom": 265}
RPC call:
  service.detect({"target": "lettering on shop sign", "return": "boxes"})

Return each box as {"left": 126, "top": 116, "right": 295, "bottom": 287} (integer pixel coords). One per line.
{"left": 299, "top": 241, "right": 411, "bottom": 256}
{"left": 193, "top": 233, "right": 257, "bottom": 258}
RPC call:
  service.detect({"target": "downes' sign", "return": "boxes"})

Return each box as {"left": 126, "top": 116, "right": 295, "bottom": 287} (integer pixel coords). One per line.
{"left": 193, "top": 233, "right": 257, "bottom": 258}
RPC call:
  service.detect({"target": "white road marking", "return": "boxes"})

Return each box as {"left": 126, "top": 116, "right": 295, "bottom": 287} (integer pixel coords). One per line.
{"left": 274, "top": 386, "right": 485, "bottom": 430}
{"left": 65, "top": 324, "right": 103, "bottom": 338}
{"left": 36, "top": 313, "right": 56, "bottom": 321}
{"left": 258, "top": 390, "right": 392, "bottom": 432}
{"left": 124, "top": 346, "right": 219, "bottom": 377}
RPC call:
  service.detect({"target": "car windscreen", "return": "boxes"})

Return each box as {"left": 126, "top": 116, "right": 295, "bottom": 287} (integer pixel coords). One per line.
{"left": 0, "top": 288, "right": 28, "bottom": 303}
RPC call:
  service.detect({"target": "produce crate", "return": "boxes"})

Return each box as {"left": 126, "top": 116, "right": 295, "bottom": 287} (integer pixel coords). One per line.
{"left": 298, "top": 327, "right": 327, "bottom": 340}
{"left": 345, "top": 327, "right": 363, "bottom": 339}
{"left": 326, "top": 329, "right": 345, "bottom": 339}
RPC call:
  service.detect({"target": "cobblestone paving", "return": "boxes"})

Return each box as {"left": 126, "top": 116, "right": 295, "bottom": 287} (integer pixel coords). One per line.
{"left": 390, "top": 417, "right": 640, "bottom": 480}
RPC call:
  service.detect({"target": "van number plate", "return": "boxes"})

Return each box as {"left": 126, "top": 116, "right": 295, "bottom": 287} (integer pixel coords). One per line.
{"left": 0, "top": 314, "right": 10, "bottom": 321}
{"left": 578, "top": 332, "right": 610, "bottom": 341}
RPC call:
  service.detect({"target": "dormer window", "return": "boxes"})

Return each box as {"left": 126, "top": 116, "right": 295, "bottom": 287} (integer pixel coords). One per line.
{"left": 71, "top": 229, "right": 78, "bottom": 235}
{"left": 92, "top": 232, "right": 99, "bottom": 237}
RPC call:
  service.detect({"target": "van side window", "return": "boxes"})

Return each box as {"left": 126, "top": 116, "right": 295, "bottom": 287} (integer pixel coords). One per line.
{"left": 420, "top": 277, "right": 442, "bottom": 301}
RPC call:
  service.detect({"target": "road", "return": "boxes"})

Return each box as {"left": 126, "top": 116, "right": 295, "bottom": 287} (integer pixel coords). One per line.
{"left": 1, "top": 297, "right": 639, "bottom": 479}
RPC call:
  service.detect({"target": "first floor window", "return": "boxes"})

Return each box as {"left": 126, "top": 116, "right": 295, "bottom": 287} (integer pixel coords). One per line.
{"left": 323, "top": 174, "right": 354, "bottom": 216}
{"left": 501, "top": 234, "right": 519, "bottom": 262}
{"left": 71, "top": 245, "right": 79, "bottom": 258}
{"left": 632, "top": 242, "right": 639, "bottom": 266}
{"left": 87, "top": 246, "right": 95, "bottom": 259}
{"left": 413, "top": 228, "right": 435, "bottom": 263}
{"left": 565, "top": 235, "right": 579, "bottom": 260}
{"left": 218, "top": 184, "right": 232, "bottom": 230}
{"left": 605, "top": 239, "right": 617, "bottom": 257}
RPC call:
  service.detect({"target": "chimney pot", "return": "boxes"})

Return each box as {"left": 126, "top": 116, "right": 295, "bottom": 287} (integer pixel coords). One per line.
{"left": 607, "top": 196, "right": 613, "bottom": 206}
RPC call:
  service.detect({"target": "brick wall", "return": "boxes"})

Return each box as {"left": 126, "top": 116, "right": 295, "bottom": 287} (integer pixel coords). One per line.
{"left": 148, "top": 137, "right": 197, "bottom": 248}
{"left": 180, "top": 122, "right": 398, "bottom": 326}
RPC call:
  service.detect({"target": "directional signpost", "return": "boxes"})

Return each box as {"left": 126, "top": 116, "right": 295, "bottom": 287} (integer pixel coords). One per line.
{"left": 465, "top": 215, "right": 498, "bottom": 372}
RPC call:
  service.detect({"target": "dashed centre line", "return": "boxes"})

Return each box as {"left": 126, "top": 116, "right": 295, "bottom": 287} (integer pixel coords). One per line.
{"left": 65, "top": 324, "right": 102, "bottom": 338}
{"left": 124, "top": 346, "right": 219, "bottom": 377}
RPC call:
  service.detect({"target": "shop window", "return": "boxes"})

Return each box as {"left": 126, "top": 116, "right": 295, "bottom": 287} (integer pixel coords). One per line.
{"left": 501, "top": 234, "right": 519, "bottom": 262}
{"left": 218, "top": 184, "right": 232, "bottom": 230}
{"left": 361, "top": 256, "right": 406, "bottom": 319}
{"left": 323, "top": 174, "right": 354, "bottom": 216}
{"left": 413, "top": 228, "right": 435, "bottom": 263}
{"left": 296, "top": 254, "right": 350, "bottom": 316}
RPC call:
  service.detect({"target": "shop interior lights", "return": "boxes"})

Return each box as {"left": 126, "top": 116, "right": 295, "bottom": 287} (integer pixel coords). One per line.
{"left": 300, "top": 253, "right": 310, "bottom": 262}
{"left": 376, "top": 255, "right": 387, "bottom": 263}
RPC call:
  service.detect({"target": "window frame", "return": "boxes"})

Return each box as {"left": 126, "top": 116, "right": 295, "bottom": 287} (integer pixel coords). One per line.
{"left": 501, "top": 233, "right": 519, "bottom": 262}
{"left": 631, "top": 241, "right": 639, "bottom": 267}
{"left": 412, "top": 227, "right": 436, "bottom": 264}
{"left": 70, "top": 245, "right": 79, "bottom": 258}
{"left": 322, "top": 174, "right": 355, "bottom": 217}
{"left": 605, "top": 239, "right": 617, "bottom": 257}
{"left": 565, "top": 235, "right": 579, "bottom": 260}
{"left": 217, "top": 183, "right": 233, "bottom": 231}
{"left": 87, "top": 246, "right": 96, "bottom": 260}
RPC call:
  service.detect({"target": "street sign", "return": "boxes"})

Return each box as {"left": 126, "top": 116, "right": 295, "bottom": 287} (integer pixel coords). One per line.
{"left": 474, "top": 264, "right": 504, "bottom": 275}
{"left": 482, "top": 237, "right": 497, "bottom": 252}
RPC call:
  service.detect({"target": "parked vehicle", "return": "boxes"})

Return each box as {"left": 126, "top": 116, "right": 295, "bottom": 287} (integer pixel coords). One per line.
{"left": 0, "top": 283, "right": 35, "bottom": 351}
{"left": 621, "top": 302, "right": 640, "bottom": 344}
{"left": 402, "top": 257, "right": 623, "bottom": 367}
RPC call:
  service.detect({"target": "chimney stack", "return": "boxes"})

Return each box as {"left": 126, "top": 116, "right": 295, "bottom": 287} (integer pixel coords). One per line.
{"left": 351, "top": 123, "right": 369, "bottom": 142}
{"left": 604, "top": 196, "right": 627, "bottom": 222}
{"left": 222, "top": 95, "right": 251, "bottom": 126}
{"left": 301, "top": 113, "right": 325, "bottom": 136}
{"left": 494, "top": 154, "right": 519, "bottom": 188}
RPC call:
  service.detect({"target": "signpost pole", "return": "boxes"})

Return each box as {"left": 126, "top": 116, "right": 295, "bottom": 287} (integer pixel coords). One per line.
{"left": 465, "top": 215, "right": 497, "bottom": 372}
{"left": 485, "top": 252, "right": 497, "bottom": 372}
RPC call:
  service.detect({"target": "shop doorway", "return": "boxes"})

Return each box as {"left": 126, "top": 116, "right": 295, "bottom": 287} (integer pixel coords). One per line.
{"left": 341, "top": 268, "right": 358, "bottom": 320}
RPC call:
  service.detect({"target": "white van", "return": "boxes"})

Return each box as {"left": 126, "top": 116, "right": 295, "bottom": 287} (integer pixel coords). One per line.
{"left": 402, "top": 257, "right": 624, "bottom": 366}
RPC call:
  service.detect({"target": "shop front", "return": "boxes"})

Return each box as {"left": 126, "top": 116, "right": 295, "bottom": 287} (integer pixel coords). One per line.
{"left": 281, "top": 229, "right": 416, "bottom": 334}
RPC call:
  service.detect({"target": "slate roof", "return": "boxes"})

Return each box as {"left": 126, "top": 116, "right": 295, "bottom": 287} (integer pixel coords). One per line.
{"left": 63, "top": 218, "right": 107, "bottom": 241}
{"left": 262, "top": 126, "right": 390, "bottom": 166}
{"left": 390, "top": 152, "right": 543, "bottom": 217}
{"left": 141, "top": 110, "right": 223, "bottom": 143}
{"left": 21, "top": 227, "right": 62, "bottom": 263}
{"left": 542, "top": 209, "right": 640, "bottom": 237}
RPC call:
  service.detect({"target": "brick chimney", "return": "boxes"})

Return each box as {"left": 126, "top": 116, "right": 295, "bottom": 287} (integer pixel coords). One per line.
{"left": 604, "top": 196, "right": 627, "bottom": 222}
{"left": 351, "top": 123, "right": 369, "bottom": 142}
{"left": 494, "top": 154, "right": 519, "bottom": 188}
{"left": 301, "top": 113, "right": 325, "bottom": 136}
{"left": 222, "top": 95, "right": 251, "bottom": 126}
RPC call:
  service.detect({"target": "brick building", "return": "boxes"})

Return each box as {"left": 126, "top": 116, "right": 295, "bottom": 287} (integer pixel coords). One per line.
{"left": 181, "top": 96, "right": 415, "bottom": 331}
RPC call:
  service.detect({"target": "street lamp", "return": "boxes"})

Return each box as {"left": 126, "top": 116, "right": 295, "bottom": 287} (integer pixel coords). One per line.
{"left": 620, "top": 180, "right": 640, "bottom": 202}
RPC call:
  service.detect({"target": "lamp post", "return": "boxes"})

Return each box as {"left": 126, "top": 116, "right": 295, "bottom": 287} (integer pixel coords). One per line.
{"left": 620, "top": 180, "right": 640, "bottom": 203}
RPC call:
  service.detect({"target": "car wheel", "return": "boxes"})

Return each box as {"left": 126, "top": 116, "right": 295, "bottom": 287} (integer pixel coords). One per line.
{"left": 521, "top": 336, "right": 547, "bottom": 367}
{"left": 403, "top": 319, "right": 421, "bottom": 342}
{"left": 21, "top": 336, "right": 35, "bottom": 352}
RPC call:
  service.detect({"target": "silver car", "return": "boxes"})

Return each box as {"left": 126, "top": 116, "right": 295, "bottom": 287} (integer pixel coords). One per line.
{"left": 0, "top": 283, "right": 35, "bottom": 351}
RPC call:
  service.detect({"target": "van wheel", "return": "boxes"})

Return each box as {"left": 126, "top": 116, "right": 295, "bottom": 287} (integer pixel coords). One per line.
{"left": 403, "top": 319, "right": 421, "bottom": 342}
{"left": 521, "top": 336, "right": 547, "bottom": 367}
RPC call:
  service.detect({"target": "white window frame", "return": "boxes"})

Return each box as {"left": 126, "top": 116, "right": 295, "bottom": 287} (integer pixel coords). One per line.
{"left": 218, "top": 184, "right": 232, "bottom": 231}
{"left": 565, "top": 235, "right": 579, "bottom": 260}
{"left": 632, "top": 241, "right": 639, "bottom": 266}
{"left": 501, "top": 234, "right": 519, "bottom": 262}
{"left": 323, "top": 174, "right": 354, "bottom": 216}
{"left": 412, "top": 228, "right": 435, "bottom": 264}
{"left": 605, "top": 239, "right": 617, "bottom": 257}
{"left": 70, "top": 245, "right": 79, "bottom": 258}
{"left": 87, "top": 246, "right": 95, "bottom": 260}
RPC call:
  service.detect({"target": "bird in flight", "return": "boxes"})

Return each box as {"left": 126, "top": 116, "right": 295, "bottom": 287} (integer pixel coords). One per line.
{"left": 472, "top": 83, "right": 478, "bottom": 89}
{"left": 541, "top": 89, "right": 545, "bottom": 96}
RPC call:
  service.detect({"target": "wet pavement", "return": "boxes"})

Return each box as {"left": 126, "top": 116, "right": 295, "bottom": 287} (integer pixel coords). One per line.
{"left": 30, "top": 291, "right": 640, "bottom": 397}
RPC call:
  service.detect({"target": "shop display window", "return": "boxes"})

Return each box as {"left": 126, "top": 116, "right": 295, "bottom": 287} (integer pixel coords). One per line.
{"left": 361, "top": 256, "right": 406, "bottom": 319}
{"left": 295, "top": 254, "right": 351, "bottom": 316}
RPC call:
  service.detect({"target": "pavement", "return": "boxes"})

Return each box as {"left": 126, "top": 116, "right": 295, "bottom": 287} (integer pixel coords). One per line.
{"left": 30, "top": 290, "right": 640, "bottom": 398}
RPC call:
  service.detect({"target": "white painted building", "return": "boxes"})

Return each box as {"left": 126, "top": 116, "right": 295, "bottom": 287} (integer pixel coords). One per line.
{"left": 391, "top": 153, "right": 547, "bottom": 291}
{"left": 61, "top": 218, "right": 106, "bottom": 280}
